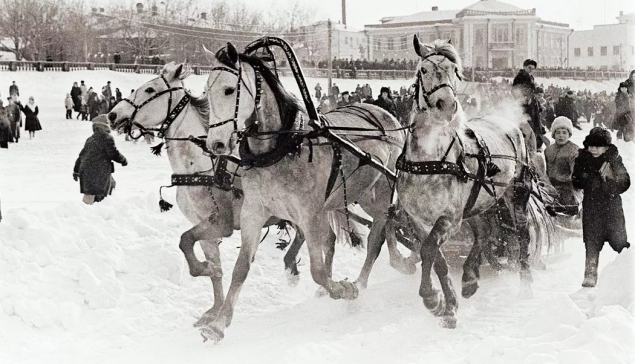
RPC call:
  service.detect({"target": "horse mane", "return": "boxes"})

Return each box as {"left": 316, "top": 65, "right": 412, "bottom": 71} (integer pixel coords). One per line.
{"left": 423, "top": 39, "right": 463, "bottom": 74}
{"left": 161, "top": 62, "right": 210, "bottom": 122}
{"left": 215, "top": 47, "right": 306, "bottom": 128}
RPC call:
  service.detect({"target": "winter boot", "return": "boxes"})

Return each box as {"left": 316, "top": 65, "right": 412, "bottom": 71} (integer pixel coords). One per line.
{"left": 582, "top": 248, "right": 599, "bottom": 287}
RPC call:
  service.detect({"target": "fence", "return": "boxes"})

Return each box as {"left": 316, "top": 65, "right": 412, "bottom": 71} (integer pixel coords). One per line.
{"left": 0, "top": 61, "right": 629, "bottom": 81}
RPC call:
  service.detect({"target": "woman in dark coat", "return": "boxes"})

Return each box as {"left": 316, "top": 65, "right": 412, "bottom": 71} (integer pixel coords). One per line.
{"left": 572, "top": 127, "right": 631, "bottom": 287}
{"left": 71, "top": 82, "right": 82, "bottom": 117}
{"left": 19, "top": 96, "right": 42, "bottom": 139}
{"left": 5, "top": 97, "right": 20, "bottom": 143}
{"left": 73, "top": 115, "right": 128, "bottom": 204}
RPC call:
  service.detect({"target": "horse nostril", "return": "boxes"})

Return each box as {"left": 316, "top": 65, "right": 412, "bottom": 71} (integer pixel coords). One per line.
{"left": 212, "top": 142, "right": 226, "bottom": 152}
{"left": 436, "top": 99, "right": 446, "bottom": 110}
{"left": 108, "top": 112, "right": 117, "bottom": 122}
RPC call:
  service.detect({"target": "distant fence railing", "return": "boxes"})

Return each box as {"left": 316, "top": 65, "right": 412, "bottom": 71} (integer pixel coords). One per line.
{"left": 0, "top": 61, "right": 629, "bottom": 81}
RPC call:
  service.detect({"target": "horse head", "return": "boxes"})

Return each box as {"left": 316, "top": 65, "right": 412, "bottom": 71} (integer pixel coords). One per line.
{"left": 412, "top": 35, "right": 465, "bottom": 123}
{"left": 108, "top": 62, "right": 190, "bottom": 138}
{"left": 203, "top": 42, "right": 265, "bottom": 156}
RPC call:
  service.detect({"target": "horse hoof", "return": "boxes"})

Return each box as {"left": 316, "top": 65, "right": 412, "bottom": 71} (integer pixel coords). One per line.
{"left": 193, "top": 307, "right": 221, "bottom": 328}
{"left": 390, "top": 258, "right": 417, "bottom": 275}
{"left": 422, "top": 290, "right": 445, "bottom": 317}
{"left": 200, "top": 325, "right": 224, "bottom": 343}
{"left": 439, "top": 315, "right": 457, "bottom": 329}
{"left": 461, "top": 281, "right": 479, "bottom": 299}
{"left": 285, "top": 270, "right": 300, "bottom": 287}
{"left": 341, "top": 280, "right": 359, "bottom": 300}
{"left": 315, "top": 286, "right": 329, "bottom": 298}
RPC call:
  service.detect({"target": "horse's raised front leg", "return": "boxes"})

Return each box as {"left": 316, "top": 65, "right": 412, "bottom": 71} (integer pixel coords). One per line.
{"left": 194, "top": 239, "right": 224, "bottom": 327}
{"left": 199, "top": 206, "right": 268, "bottom": 343}
{"left": 355, "top": 216, "right": 388, "bottom": 289}
{"left": 179, "top": 216, "right": 232, "bottom": 277}
{"left": 306, "top": 216, "right": 358, "bottom": 300}
{"left": 418, "top": 216, "right": 458, "bottom": 329}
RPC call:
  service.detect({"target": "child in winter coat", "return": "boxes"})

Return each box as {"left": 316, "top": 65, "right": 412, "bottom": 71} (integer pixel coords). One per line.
{"left": 572, "top": 127, "right": 631, "bottom": 287}
{"left": 65, "top": 93, "right": 73, "bottom": 119}
{"left": 544, "top": 116, "right": 581, "bottom": 214}
{"left": 80, "top": 99, "right": 88, "bottom": 121}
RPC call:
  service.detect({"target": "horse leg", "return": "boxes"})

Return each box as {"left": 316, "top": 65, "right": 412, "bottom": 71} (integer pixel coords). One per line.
{"left": 386, "top": 219, "right": 417, "bottom": 275}
{"left": 194, "top": 239, "right": 225, "bottom": 327}
{"left": 354, "top": 216, "right": 389, "bottom": 289}
{"left": 306, "top": 217, "right": 358, "bottom": 300}
{"left": 419, "top": 216, "right": 458, "bottom": 328}
{"left": 509, "top": 189, "right": 533, "bottom": 299}
{"left": 199, "top": 208, "right": 268, "bottom": 343}
{"left": 461, "top": 219, "right": 488, "bottom": 299}
{"left": 179, "top": 220, "right": 224, "bottom": 277}
{"left": 283, "top": 224, "right": 305, "bottom": 286}
{"left": 324, "top": 228, "right": 337, "bottom": 278}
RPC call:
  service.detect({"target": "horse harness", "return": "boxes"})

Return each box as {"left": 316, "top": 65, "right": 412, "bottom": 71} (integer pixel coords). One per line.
{"left": 121, "top": 74, "right": 191, "bottom": 140}
{"left": 396, "top": 128, "right": 527, "bottom": 218}
{"left": 413, "top": 52, "right": 463, "bottom": 113}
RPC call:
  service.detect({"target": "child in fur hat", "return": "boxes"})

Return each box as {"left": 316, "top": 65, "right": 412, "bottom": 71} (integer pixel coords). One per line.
{"left": 544, "top": 116, "right": 581, "bottom": 214}
{"left": 572, "top": 127, "right": 631, "bottom": 287}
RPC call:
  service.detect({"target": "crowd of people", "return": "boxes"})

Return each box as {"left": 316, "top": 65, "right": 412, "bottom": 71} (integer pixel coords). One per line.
{"left": 68, "top": 80, "right": 123, "bottom": 121}
{"left": 0, "top": 81, "right": 43, "bottom": 148}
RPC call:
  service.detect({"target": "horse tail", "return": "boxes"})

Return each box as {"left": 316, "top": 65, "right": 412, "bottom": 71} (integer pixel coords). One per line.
{"left": 526, "top": 182, "right": 557, "bottom": 265}
{"left": 327, "top": 205, "right": 369, "bottom": 248}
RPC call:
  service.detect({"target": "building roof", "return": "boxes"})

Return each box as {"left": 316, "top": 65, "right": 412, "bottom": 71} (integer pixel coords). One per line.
{"left": 463, "top": 0, "right": 523, "bottom": 13}
{"left": 380, "top": 9, "right": 459, "bottom": 25}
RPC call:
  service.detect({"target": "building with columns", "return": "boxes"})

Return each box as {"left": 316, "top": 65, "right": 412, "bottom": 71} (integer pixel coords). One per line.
{"left": 364, "top": 0, "right": 572, "bottom": 69}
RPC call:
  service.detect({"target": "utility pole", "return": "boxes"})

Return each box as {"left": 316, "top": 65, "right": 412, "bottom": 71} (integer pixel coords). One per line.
{"left": 342, "top": 0, "right": 346, "bottom": 26}
{"left": 327, "top": 19, "right": 333, "bottom": 97}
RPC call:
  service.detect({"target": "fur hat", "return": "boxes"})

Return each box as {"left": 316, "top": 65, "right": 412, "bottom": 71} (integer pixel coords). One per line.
{"left": 380, "top": 87, "right": 391, "bottom": 95}
{"left": 523, "top": 59, "right": 537, "bottom": 67}
{"left": 583, "top": 127, "right": 612, "bottom": 148}
{"left": 550, "top": 116, "right": 573, "bottom": 136}
{"left": 92, "top": 114, "right": 111, "bottom": 132}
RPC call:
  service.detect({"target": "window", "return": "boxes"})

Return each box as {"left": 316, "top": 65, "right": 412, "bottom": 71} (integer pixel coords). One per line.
{"left": 515, "top": 28, "right": 524, "bottom": 44}
{"left": 387, "top": 37, "right": 394, "bottom": 50}
{"left": 401, "top": 36, "right": 408, "bottom": 50}
{"left": 492, "top": 25, "right": 509, "bottom": 42}
{"left": 588, "top": 47, "right": 594, "bottom": 57}
{"left": 601, "top": 46, "right": 607, "bottom": 56}
{"left": 614, "top": 45, "right": 620, "bottom": 55}
{"left": 374, "top": 38, "right": 380, "bottom": 50}
{"left": 345, "top": 37, "right": 348, "bottom": 45}
{"left": 475, "top": 29, "right": 484, "bottom": 44}
{"left": 574, "top": 48, "right": 581, "bottom": 57}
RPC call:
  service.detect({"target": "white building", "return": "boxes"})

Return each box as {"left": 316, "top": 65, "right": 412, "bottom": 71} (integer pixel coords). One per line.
{"left": 364, "top": 0, "right": 572, "bottom": 69}
{"left": 568, "top": 12, "right": 635, "bottom": 71}
{"left": 294, "top": 21, "right": 368, "bottom": 64}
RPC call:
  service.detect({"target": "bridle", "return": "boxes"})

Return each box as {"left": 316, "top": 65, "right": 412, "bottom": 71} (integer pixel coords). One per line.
{"left": 413, "top": 53, "right": 462, "bottom": 113}
{"left": 120, "top": 74, "right": 190, "bottom": 139}
{"left": 206, "top": 61, "right": 263, "bottom": 138}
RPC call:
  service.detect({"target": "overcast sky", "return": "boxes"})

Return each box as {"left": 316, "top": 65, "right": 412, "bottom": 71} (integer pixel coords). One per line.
{"left": 241, "top": 0, "right": 634, "bottom": 30}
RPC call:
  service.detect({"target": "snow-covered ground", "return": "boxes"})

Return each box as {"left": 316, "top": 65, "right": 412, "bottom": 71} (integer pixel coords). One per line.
{"left": 0, "top": 70, "right": 634, "bottom": 364}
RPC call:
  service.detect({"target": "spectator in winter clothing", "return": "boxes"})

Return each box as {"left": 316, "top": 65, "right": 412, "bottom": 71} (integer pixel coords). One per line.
{"left": 373, "top": 87, "right": 397, "bottom": 117}
{"left": 88, "top": 92, "right": 100, "bottom": 121}
{"left": 80, "top": 81, "right": 88, "bottom": 102}
{"left": 99, "top": 96, "right": 109, "bottom": 115}
{"left": 71, "top": 82, "right": 82, "bottom": 116}
{"left": 623, "top": 70, "right": 635, "bottom": 97}
{"left": 5, "top": 97, "right": 21, "bottom": 143}
{"left": 544, "top": 117, "right": 581, "bottom": 214}
{"left": 9, "top": 81, "right": 19, "bottom": 98}
{"left": 115, "top": 88, "right": 122, "bottom": 103}
{"left": 318, "top": 96, "right": 331, "bottom": 113}
{"left": 556, "top": 91, "right": 581, "bottom": 130}
{"left": 337, "top": 91, "right": 354, "bottom": 108}
{"left": 614, "top": 82, "right": 633, "bottom": 141}
{"left": 79, "top": 99, "right": 88, "bottom": 121}
{"left": 0, "top": 106, "right": 12, "bottom": 148}
{"left": 544, "top": 97, "right": 556, "bottom": 129}
{"left": 512, "top": 59, "right": 537, "bottom": 100}
{"left": 314, "top": 83, "right": 322, "bottom": 100}
{"left": 73, "top": 115, "right": 128, "bottom": 205}
{"left": 65, "top": 93, "right": 74, "bottom": 119}
{"left": 572, "top": 127, "right": 631, "bottom": 287}
{"left": 19, "top": 97, "right": 42, "bottom": 139}
{"left": 102, "top": 81, "right": 113, "bottom": 108}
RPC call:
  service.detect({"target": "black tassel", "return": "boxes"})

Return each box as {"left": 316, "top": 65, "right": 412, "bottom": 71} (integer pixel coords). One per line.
{"left": 232, "top": 187, "right": 243, "bottom": 200}
{"left": 150, "top": 142, "right": 165, "bottom": 156}
{"left": 349, "top": 231, "right": 363, "bottom": 247}
{"left": 159, "top": 198, "right": 173, "bottom": 212}
{"left": 545, "top": 205, "right": 557, "bottom": 217}
{"left": 486, "top": 162, "right": 501, "bottom": 177}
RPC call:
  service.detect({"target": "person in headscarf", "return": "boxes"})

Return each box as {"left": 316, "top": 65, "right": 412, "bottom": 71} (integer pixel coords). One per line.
{"left": 73, "top": 115, "right": 128, "bottom": 204}
{"left": 18, "top": 96, "right": 42, "bottom": 139}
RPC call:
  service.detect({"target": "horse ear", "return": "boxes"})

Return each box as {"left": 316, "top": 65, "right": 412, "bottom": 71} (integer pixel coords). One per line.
{"left": 202, "top": 45, "right": 215, "bottom": 63}
{"left": 447, "top": 39, "right": 453, "bottom": 45}
{"left": 227, "top": 42, "right": 239, "bottom": 65}
{"left": 413, "top": 34, "right": 430, "bottom": 58}
{"left": 173, "top": 64, "right": 183, "bottom": 80}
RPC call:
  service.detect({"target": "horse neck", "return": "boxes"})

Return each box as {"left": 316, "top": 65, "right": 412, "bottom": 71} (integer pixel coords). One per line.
{"left": 407, "top": 109, "right": 466, "bottom": 161}
{"left": 246, "top": 81, "right": 286, "bottom": 155}
{"left": 165, "top": 104, "right": 212, "bottom": 174}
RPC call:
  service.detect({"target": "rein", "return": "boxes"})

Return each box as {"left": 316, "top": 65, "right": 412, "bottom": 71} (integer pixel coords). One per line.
{"left": 412, "top": 52, "right": 462, "bottom": 113}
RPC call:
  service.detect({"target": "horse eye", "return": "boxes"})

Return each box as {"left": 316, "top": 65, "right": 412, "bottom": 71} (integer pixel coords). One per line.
{"left": 224, "top": 87, "right": 235, "bottom": 96}
{"left": 145, "top": 87, "right": 155, "bottom": 93}
{"left": 420, "top": 68, "right": 427, "bottom": 75}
